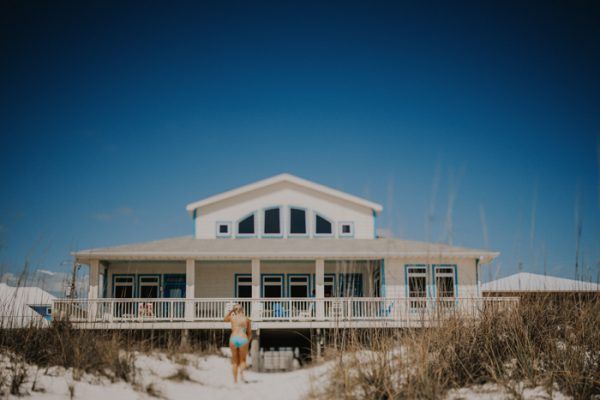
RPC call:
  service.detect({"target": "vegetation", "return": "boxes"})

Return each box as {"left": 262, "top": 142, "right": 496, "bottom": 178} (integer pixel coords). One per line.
{"left": 312, "top": 295, "right": 600, "bottom": 400}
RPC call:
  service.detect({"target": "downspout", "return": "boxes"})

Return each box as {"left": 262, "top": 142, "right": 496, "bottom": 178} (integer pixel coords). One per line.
{"left": 475, "top": 257, "right": 480, "bottom": 297}
{"left": 380, "top": 259, "right": 386, "bottom": 297}
{"left": 193, "top": 209, "right": 197, "bottom": 238}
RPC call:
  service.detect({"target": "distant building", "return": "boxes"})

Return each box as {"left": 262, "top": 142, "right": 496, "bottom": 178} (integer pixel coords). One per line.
{"left": 481, "top": 272, "right": 600, "bottom": 299}
{"left": 0, "top": 283, "right": 55, "bottom": 328}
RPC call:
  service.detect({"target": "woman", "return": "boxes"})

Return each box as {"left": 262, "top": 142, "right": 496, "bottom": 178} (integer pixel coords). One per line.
{"left": 224, "top": 304, "right": 251, "bottom": 383}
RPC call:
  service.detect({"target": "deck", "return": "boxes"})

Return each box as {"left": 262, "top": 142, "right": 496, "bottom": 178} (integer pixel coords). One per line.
{"left": 52, "top": 297, "right": 519, "bottom": 329}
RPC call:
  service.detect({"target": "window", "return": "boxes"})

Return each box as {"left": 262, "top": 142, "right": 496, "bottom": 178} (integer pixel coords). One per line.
{"left": 263, "top": 208, "right": 281, "bottom": 235}
{"left": 114, "top": 276, "right": 134, "bottom": 298}
{"left": 435, "top": 266, "right": 455, "bottom": 298}
{"left": 237, "top": 214, "right": 255, "bottom": 235}
{"left": 139, "top": 276, "right": 160, "bottom": 298}
{"left": 339, "top": 222, "right": 354, "bottom": 237}
{"left": 324, "top": 274, "right": 335, "bottom": 297}
{"left": 407, "top": 266, "right": 427, "bottom": 308}
{"left": 262, "top": 275, "right": 283, "bottom": 298}
{"left": 216, "top": 222, "right": 231, "bottom": 237}
{"left": 288, "top": 275, "right": 310, "bottom": 298}
{"left": 236, "top": 275, "right": 252, "bottom": 298}
{"left": 315, "top": 214, "right": 333, "bottom": 235}
{"left": 289, "top": 208, "right": 307, "bottom": 235}
{"left": 339, "top": 274, "right": 362, "bottom": 297}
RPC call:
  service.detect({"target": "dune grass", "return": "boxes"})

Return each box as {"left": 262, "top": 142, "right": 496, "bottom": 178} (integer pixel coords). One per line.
{"left": 312, "top": 295, "right": 600, "bottom": 400}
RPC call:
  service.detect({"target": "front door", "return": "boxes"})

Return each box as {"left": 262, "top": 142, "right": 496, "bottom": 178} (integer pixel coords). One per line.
{"left": 339, "top": 274, "right": 363, "bottom": 297}
{"left": 163, "top": 274, "right": 186, "bottom": 318}
{"left": 163, "top": 274, "right": 186, "bottom": 298}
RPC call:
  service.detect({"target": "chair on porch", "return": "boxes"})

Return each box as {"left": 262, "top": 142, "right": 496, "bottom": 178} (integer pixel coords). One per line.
{"left": 272, "top": 302, "right": 288, "bottom": 318}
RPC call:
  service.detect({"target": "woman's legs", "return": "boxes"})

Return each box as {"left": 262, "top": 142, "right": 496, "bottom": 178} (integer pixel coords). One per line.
{"left": 238, "top": 341, "right": 250, "bottom": 382}
{"left": 229, "top": 341, "right": 240, "bottom": 383}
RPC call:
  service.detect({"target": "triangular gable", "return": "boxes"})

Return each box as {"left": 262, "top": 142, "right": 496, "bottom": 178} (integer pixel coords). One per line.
{"left": 185, "top": 173, "right": 383, "bottom": 215}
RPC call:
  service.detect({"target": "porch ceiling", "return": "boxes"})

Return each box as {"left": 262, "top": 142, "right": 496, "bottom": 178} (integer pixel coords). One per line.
{"left": 73, "top": 236, "right": 498, "bottom": 263}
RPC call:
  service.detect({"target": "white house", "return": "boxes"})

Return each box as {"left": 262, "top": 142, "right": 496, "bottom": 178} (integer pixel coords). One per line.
{"left": 0, "top": 283, "right": 55, "bottom": 328}
{"left": 55, "top": 173, "right": 512, "bottom": 334}
{"left": 482, "top": 272, "right": 600, "bottom": 295}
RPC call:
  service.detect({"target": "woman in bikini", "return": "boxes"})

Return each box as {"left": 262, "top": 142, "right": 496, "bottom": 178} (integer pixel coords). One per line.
{"left": 224, "top": 304, "right": 251, "bottom": 383}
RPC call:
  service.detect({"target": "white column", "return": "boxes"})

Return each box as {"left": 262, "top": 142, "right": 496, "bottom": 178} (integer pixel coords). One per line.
{"left": 88, "top": 260, "right": 99, "bottom": 300}
{"left": 315, "top": 259, "right": 324, "bottom": 320}
{"left": 87, "top": 260, "right": 99, "bottom": 321}
{"left": 251, "top": 259, "right": 261, "bottom": 320}
{"left": 251, "top": 259, "right": 261, "bottom": 299}
{"left": 185, "top": 259, "right": 195, "bottom": 320}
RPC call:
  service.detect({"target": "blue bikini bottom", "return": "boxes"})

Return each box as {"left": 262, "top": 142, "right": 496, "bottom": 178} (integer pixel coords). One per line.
{"left": 230, "top": 335, "right": 249, "bottom": 348}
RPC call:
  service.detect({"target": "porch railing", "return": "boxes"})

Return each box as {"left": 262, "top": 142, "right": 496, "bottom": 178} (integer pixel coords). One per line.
{"left": 52, "top": 297, "right": 519, "bottom": 324}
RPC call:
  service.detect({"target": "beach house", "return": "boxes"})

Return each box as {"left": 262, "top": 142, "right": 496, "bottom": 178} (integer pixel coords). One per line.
{"left": 54, "top": 174, "right": 514, "bottom": 336}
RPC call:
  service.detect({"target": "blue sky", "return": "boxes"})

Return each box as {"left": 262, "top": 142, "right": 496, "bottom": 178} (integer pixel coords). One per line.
{"left": 0, "top": 1, "right": 598, "bottom": 282}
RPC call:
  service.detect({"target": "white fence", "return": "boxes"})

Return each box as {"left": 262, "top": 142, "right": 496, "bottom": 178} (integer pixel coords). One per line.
{"left": 52, "top": 297, "right": 519, "bottom": 324}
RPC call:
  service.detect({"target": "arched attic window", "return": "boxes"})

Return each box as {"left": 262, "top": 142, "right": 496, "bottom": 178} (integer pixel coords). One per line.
{"left": 315, "top": 214, "right": 333, "bottom": 236}
{"left": 237, "top": 213, "right": 256, "bottom": 236}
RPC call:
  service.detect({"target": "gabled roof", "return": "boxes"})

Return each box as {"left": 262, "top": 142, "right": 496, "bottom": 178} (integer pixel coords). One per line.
{"left": 185, "top": 173, "right": 384, "bottom": 214}
{"left": 74, "top": 236, "right": 498, "bottom": 263}
{"left": 482, "top": 272, "right": 600, "bottom": 292}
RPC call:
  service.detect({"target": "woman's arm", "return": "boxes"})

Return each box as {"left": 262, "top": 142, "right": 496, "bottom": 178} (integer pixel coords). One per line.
{"left": 246, "top": 318, "right": 252, "bottom": 342}
{"left": 224, "top": 309, "right": 234, "bottom": 322}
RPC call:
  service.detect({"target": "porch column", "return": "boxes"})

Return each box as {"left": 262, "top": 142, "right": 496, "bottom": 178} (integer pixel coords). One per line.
{"left": 88, "top": 259, "right": 99, "bottom": 300}
{"left": 185, "top": 259, "right": 195, "bottom": 321}
{"left": 88, "top": 260, "right": 99, "bottom": 322}
{"left": 251, "top": 259, "right": 261, "bottom": 319}
{"left": 315, "top": 259, "right": 324, "bottom": 320}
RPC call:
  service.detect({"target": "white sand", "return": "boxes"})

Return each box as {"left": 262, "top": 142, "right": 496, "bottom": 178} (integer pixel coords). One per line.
{"left": 2, "top": 350, "right": 330, "bottom": 400}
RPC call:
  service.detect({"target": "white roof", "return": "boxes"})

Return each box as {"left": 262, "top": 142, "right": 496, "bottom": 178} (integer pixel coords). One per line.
{"left": 74, "top": 236, "right": 498, "bottom": 263}
{"left": 482, "top": 272, "right": 600, "bottom": 293}
{"left": 185, "top": 173, "right": 384, "bottom": 214}
{"left": 0, "top": 283, "right": 55, "bottom": 328}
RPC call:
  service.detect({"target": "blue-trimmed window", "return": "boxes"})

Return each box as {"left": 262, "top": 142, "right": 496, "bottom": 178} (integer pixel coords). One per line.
{"left": 263, "top": 207, "right": 282, "bottom": 236}
{"left": 235, "top": 274, "right": 252, "bottom": 298}
{"left": 315, "top": 214, "right": 333, "bottom": 236}
{"left": 113, "top": 275, "right": 134, "bottom": 298}
{"left": 324, "top": 274, "right": 336, "bottom": 297}
{"left": 406, "top": 266, "right": 427, "bottom": 308}
{"left": 262, "top": 274, "right": 284, "bottom": 298}
{"left": 138, "top": 275, "right": 160, "bottom": 298}
{"left": 339, "top": 273, "right": 363, "bottom": 297}
{"left": 288, "top": 275, "right": 310, "bottom": 298}
{"left": 289, "top": 208, "right": 307, "bottom": 235}
{"left": 237, "top": 213, "right": 256, "bottom": 236}
{"left": 434, "top": 266, "right": 456, "bottom": 298}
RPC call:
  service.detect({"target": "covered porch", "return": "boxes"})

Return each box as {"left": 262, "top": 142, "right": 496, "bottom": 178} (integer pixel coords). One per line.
{"left": 52, "top": 257, "right": 518, "bottom": 329}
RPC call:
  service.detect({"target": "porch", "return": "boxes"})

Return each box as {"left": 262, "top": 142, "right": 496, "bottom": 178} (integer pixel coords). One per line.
{"left": 52, "top": 296, "right": 519, "bottom": 329}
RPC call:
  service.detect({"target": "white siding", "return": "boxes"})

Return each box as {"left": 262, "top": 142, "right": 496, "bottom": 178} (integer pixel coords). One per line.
{"left": 194, "top": 181, "right": 374, "bottom": 239}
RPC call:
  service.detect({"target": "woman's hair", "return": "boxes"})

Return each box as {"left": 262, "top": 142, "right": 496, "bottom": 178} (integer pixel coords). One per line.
{"left": 232, "top": 303, "right": 244, "bottom": 315}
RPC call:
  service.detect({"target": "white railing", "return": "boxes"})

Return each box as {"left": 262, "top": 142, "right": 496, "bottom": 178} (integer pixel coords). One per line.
{"left": 51, "top": 297, "right": 519, "bottom": 324}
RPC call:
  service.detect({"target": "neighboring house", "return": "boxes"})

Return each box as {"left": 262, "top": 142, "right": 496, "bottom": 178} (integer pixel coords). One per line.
{"left": 0, "top": 283, "right": 55, "bottom": 328}
{"left": 482, "top": 272, "right": 600, "bottom": 299}
{"left": 55, "top": 173, "right": 511, "bottom": 335}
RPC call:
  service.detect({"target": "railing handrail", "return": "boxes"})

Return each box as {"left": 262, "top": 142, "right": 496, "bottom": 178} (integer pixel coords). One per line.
{"left": 53, "top": 296, "right": 520, "bottom": 302}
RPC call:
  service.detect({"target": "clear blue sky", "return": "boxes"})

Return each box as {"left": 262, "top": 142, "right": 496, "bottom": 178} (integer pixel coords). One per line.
{"left": 0, "top": 1, "right": 598, "bottom": 282}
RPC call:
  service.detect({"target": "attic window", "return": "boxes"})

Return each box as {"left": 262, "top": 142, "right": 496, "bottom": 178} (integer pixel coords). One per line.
{"left": 315, "top": 215, "right": 333, "bottom": 236}
{"left": 289, "top": 208, "right": 307, "bottom": 235}
{"left": 339, "top": 222, "right": 354, "bottom": 237}
{"left": 264, "top": 208, "right": 281, "bottom": 235}
{"left": 216, "top": 222, "right": 231, "bottom": 237}
{"left": 238, "top": 214, "right": 255, "bottom": 235}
